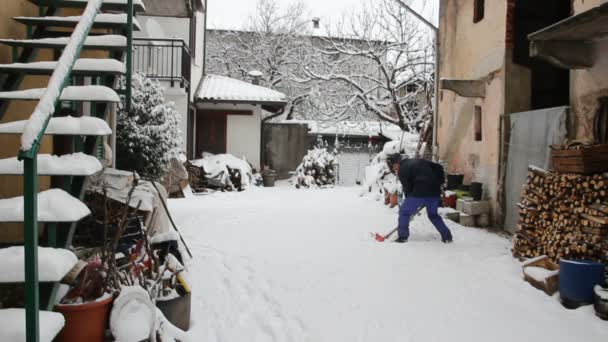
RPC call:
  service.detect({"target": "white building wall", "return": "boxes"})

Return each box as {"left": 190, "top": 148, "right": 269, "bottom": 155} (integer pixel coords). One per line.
{"left": 198, "top": 104, "right": 262, "bottom": 170}
{"left": 337, "top": 152, "right": 372, "bottom": 186}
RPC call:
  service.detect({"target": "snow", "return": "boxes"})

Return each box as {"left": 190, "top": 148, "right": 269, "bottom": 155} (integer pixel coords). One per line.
{"left": 191, "top": 154, "right": 253, "bottom": 189}
{"left": 0, "top": 246, "right": 78, "bottom": 283}
{"left": 0, "top": 309, "right": 64, "bottom": 342}
{"left": 110, "top": 286, "right": 156, "bottom": 342}
{"left": 595, "top": 285, "right": 608, "bottom": 300}
{"left": 169, "top": 186, "right": 608, "bottom": 342}
{"left": 15, "top": 14, "right": 140, "bottom": 28}
{"left": 14, "top": 0, "right": 104, "bottom": 151}
{"left": 523, "top": 266, "right": 559, "bottom": 282}
{"left": 197, "top": 74, "right": 287, "bottom": 104}
{"left": 0, "top": 153, "right": 102, "bottom": 176}
{"left": 0, "top": 35, "right": 127, "bottom": 47}
{"left": 0, "top": 116, "right": 112, "bottom": 136}
{"left": 521, "top": 255, "right": 550, "bottom": 267}
{"left": 0, "top": 189, "right": 90, "bottom": 222}
{"left": 0, "top": 86, "right": 120, "bottom": 103}
{"left": 0, "top": 59, "right": 125, "bottom": 74}
{"left": 281, "top": 120, "right": 404, "bottom": 138}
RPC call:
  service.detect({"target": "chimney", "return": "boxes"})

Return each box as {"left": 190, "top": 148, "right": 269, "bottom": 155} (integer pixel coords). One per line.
{"left": 312, "top": 17, "right": 320, "bottom": 29}
{"left": 248, "top": 70, "right": 263, "bottom": 85}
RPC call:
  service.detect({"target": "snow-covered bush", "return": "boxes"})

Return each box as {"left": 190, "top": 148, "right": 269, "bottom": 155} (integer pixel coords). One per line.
{"left": 362, "top": 139, "right": 415, "bottom": 200}
{"left": 294, "top": 148, "right": 337, "bottom": 188}
{"left": 116, "top": 72, "right": 183, "bottom": 180}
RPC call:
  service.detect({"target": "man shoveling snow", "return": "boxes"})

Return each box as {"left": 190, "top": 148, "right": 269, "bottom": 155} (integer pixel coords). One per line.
{"left": 390, "top": 155, "right": 453, "bottom": 243}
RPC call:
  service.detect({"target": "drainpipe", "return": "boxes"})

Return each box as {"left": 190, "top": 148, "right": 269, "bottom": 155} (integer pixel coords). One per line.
{"left": 394, "top": 0, "right": 439, "bottom": 161}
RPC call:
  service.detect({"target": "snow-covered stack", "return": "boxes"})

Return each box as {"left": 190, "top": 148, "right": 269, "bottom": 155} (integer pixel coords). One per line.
{"left": 294, "top": 148, "right": 337, "bottom": 188}
{"left": 186, "top": 153, "right": 253, "bottom": 192}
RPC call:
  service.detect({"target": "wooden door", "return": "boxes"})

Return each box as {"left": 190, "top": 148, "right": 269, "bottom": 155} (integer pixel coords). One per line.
{"left": 196, "top": 112, "right": 227, "bottom": 158}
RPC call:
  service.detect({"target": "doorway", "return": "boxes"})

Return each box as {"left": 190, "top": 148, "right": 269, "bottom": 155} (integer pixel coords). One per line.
{"left": 196, "top": 111, "right": 227, "bottom": 158}
{"left": 513, "top": 0, "right": 571, "bottom": 110}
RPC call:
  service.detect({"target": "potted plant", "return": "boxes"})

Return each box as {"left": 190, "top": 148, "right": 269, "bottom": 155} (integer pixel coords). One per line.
{"left": 55, "top": 260, "right": 114, "bottom": 342}
{"left": 262, "top": 169, "right": 278, "bottom": 187}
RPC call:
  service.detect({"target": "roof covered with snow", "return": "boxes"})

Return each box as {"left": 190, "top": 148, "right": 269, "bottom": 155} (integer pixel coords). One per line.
{"left": 196, "top": 75, "right": 287, "bottom": 107}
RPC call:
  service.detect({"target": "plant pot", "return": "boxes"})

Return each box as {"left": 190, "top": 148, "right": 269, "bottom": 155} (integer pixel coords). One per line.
{"left": 470, "top": 182, "right": 483, "bottom": 201}
{"left": 55, "top": 294, "right": 113, "bottom": 342}
{"left": 156, "top": 293, "right": 191, "bottom": 331}
{"left": 559, "top": 259, "right": 606, "bottom": 309}
{"left": 262, "top": 173, "right": 277, "bottom": 187}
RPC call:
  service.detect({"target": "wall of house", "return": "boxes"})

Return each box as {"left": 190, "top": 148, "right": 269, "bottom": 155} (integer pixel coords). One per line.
{"left": 437, "top": 0, "right": 508, "bottom": 221}
{"left": 570, "top": 0, "right": 608, "bottom": 140}
{"left": 197, "top": 103, "right": 262, "bottom": 170}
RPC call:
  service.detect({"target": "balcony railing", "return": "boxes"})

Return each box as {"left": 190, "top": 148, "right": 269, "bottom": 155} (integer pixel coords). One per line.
{"left": 133, "top": 38, "right": 191, "bottom": 89}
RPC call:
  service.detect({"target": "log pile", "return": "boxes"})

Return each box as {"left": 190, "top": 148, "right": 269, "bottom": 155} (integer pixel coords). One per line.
{"left": 184, "top": 161, "right": 245, "bottom": 192}
{"left": 513, "top": 166, "right": 608, "bottom": 265}
{"left": 294, "top": 148, "right": 337, "bottom": 188}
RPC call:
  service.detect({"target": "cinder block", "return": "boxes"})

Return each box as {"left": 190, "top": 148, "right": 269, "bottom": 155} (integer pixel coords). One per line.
{"left": 445, "top": 212, "right": 460, "bottom": 223}
{"left": 476, "top": 213, "right": 490, "bottom": 227}
{"left": 459, "top": 213, "right": 475, "bottom": 227}
{"left": 456, "top": 199, "right": 466, "bottom": 211}
{"left": 462, "top": 201, "right": 491, "bottom": 216}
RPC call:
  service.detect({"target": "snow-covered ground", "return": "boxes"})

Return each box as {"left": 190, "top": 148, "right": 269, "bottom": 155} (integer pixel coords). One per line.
{"left": 169, "top": 185, "right": 608, "bottom": 342}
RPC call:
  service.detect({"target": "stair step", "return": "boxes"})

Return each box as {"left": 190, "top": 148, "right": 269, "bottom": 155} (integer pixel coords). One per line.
{"left": 0, "top": 116, "right": 111, "bottom": 136}
{"left": 28, "top": 0, "right": 146, "bottom": 12}
{"left": 0, "top": 34, "right": 126, "bottom": 51}
{"left": 15, "top": 13, "right": 141, "bottom": 31}
{"left": 0, "top": 308, "right": 65, "bottom": 342}
{"left": 0, "top": 188, "right": 91, "bottom": 223}
{"left": 0, "top": 153, "right": 102, "bottom": 176}
{"left": 0, "top": 58, "right": 125, "bottom": 76}
{"left": 0, "top": 85, "right": 120, "bottom": 102}
{"left": 0, "top": 246, "right": 78, "bottom": 283}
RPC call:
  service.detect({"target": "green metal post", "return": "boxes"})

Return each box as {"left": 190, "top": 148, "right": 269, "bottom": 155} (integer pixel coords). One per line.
{"left": 126, "top": 0, "right": 134, "bottom": 112}
{"left": 23, "top": 156, "right": 40, "bottom": 342}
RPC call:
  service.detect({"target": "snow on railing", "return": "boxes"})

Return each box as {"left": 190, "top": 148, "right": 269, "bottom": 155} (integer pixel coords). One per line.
{"left": 20, "top": 0, "right": 104, "bottom": 153}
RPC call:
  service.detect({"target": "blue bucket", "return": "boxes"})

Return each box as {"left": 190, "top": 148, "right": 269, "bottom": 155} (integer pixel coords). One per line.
{"left": 559, "top": 259, "right": 606, "bottom": 309}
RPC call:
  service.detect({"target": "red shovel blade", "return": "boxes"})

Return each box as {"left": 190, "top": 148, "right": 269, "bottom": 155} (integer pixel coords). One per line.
{"left": 374, "top": 233, "right": 386, "bottom": 242}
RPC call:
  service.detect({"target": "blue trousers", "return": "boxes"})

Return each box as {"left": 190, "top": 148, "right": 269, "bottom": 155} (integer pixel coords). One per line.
{"left": 398, "top": 197, "right": 453, "bottom": 241}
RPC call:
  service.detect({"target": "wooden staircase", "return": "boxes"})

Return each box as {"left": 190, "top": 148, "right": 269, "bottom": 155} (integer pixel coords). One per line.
{"left": 0, "top": 0, "right": 142, "bottom": 341}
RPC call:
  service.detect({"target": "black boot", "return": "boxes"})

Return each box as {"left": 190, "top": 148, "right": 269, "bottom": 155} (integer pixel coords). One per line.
{"left": 395, "top": 237, "right": 408, "bottom": 243}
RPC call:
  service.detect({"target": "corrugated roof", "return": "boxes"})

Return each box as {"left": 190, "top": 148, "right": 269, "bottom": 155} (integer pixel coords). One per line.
{"left": 196, "top": 74, "right": 287, "bottom": 105}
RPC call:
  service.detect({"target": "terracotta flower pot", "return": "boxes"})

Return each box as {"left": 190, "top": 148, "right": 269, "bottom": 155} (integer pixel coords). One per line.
{"left": 55, "top": 294, "right": 113, "bottom": 342}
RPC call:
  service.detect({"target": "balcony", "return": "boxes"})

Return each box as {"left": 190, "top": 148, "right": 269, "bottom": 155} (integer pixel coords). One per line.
{"left": 133, "top": 38, "right": 191, "bottom": 89}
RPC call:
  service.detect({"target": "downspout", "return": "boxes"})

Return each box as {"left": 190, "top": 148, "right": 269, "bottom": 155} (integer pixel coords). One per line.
{"left": 260, "top": 106, "right": 286, "bottom": 170}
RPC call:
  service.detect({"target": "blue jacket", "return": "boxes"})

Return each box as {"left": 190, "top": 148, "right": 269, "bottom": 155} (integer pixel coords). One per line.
{"left": 399, "top": 158, "right": 444, "bottom": 197}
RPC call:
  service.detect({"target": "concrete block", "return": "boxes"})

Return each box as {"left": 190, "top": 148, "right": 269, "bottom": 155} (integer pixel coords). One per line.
{"left": 462, "top": 201, "right": 491, "bottom": 216}
{"left": 459, "top": 213, "right": 475, "bottom": 227}
{"left": 476, "top": 213, "right": 490, "bottom": 227}
{"left": 445, "top": 212, "right": 460, "bottom": 223}
{"left": 456, "top": 199, "right": 466, "bottom": 211}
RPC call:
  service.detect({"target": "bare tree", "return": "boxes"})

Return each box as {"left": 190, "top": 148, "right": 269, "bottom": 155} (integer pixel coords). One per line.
{"left": 292, "top": 0, "right": 435, "bottom": 134}
{"left": 206, "top": 0, "right": 313, "bottom": 118}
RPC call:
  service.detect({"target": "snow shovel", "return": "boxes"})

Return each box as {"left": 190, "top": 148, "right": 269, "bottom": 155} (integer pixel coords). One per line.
{"left": 374, "top": 205, "right": 425, "bottom": 242}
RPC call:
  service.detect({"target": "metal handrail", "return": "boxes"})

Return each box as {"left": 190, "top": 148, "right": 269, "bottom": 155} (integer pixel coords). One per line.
{"left": 133, "top": 37, "right": 191, "bottom": 88}
{"left": 15, "top": 1, "right": 132, "bottom": 341}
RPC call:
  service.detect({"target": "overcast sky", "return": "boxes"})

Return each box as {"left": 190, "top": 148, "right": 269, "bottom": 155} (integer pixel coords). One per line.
{"left": 207, "top": 0, "right": 438, "bottom": 30}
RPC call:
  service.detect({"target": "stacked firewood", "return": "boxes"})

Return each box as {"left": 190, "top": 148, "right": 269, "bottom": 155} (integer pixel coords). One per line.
{"left": 294, "top": 148, "right": 337, "bottom": 188}
{"left": 184, "top": 161, "right": 245, "bottom": 191}
{"left": 513, "top": 166, "right": 608, "bottom": 264}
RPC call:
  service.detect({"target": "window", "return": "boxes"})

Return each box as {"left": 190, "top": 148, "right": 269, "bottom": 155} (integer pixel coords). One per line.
{"left": 473, "top": 0, "right": 485, "bottom": 23}
{"left": 474, "top": 106, "right": 482, "bottom": 141}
